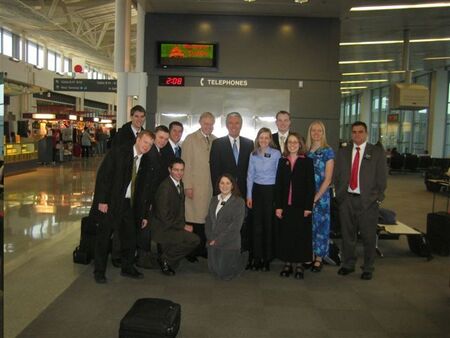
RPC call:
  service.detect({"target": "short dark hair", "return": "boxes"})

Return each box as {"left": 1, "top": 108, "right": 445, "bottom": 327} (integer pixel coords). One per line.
{"left": 216, "top": 173, "right": 241, "bottom": 197}
{"left": 169, "top": 121, "right": 184, "bottom": 131}
{"left": 169, "top": 157, "right": 185, "bottom": 169}
{"left": 276, "top": 110, "right": 291, "bottom": 120}
{"left": 130, "top": 105, "right": 146, "bottom": 116}
{"left": 352, "top": 121, "right": 367, "bottom": 132}
{"left": 154, "top": 125, "right": 169, "bottom": 134}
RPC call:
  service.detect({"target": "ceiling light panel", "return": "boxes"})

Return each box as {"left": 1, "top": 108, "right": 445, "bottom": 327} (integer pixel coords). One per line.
{"left": 350, "top": 3, "right": 450, "bottom": 11}
{"left": 339, "top": 59, "right": 394, "bottom": 64}
{"left": 340, "top": 79, "right": 388, "bottom": 84}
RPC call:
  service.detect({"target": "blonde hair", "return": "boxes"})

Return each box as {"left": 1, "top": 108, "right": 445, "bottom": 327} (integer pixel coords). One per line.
{"left": 306, "top": 120, "right": 329, "bottom": 150}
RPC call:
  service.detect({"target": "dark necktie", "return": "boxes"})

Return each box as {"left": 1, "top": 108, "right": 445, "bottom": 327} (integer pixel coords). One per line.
{"left": 175, "top": 146, "right": 181, "bottom": 158}
{"left": 205, "top": 136, "right": 210, "bottom": 151}
{"left": 131, "top": 155, "right": 138, "bottom": 204}
{"left": 232, "top": 139, "right": 239, "bottom": 165}
{"left": 176, "top": 184, "right": 181, "bottom": 195}
{"left": 349, "top": 147, "right": 360, "bottom": 190}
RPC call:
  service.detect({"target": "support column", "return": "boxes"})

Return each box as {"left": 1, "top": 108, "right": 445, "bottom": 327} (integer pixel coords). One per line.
{"left": 114, "top": 0, "right": 129, "bottom": 128}
{"left": 429, "top": 69, "right": 447, "bottom": 157}
{"left": 135, "top": 0, "right": 147, "bottom": 112}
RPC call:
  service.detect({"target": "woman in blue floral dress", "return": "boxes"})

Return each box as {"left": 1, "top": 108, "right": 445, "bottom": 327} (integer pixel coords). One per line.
{"left": 306, "top": 121, "right": 335, "bottom": 272}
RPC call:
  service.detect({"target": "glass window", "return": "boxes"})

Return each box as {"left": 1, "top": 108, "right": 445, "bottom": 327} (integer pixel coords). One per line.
{"left": 37, "top": 46, "right": 44, "bottom": 68}
{"left": 63, "top": 57, "right": 71, "bottom": 73}
{"left": 3, "top": 29, "right": 12, "bottom": 57}
{"left": 26, "top": 40, "right": 38, "bottom": 65}
{"left": 55, "top": 53, "right": 62, "bottom": 72}
{"left": 47, "top": 50, "right": 56, "bottom": 71}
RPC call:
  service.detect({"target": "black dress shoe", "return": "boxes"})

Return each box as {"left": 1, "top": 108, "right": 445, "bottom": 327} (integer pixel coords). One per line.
{"left": 111, "top": 258, "right": 121, "bottom": 268}
{"left": 279, "top": 265, "right": 293, "bottom": 277}
{"left": 294, "top": 266, "right": 304, "bottom": 280}
{"left": 302, "top": 262, "right": 313, "bottom": 269}
{"left": 94, "top": 273, "right": 107, "bottom": 284}
{"left": 158, "top": 258, "right": 175, "bottom": 276}
{"left": 337, "top": 267, "right": 355, "bottom": 276}
{"left": 361, "top": 272, "right": 373, "bottom": 280}
{"left": 251, "top": 259, "right": 263, "bottom": 271}
{"left": 186, "top": 255, "right": 199, "bottom": 263}
{"left": 261, "top": 261, "right": 270, "bottom": 272}
{"left": 120, "top": 267, "right": 144, "bottom": 279}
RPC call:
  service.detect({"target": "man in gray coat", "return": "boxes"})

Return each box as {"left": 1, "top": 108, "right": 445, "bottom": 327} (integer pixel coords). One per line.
{"left": 333, "top": 121, "right": 387, "bottom": 280}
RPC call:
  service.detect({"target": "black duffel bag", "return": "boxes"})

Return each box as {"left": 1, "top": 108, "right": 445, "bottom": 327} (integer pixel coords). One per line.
{"left": 119, "top": 298, "right": 181, "bottom": 338}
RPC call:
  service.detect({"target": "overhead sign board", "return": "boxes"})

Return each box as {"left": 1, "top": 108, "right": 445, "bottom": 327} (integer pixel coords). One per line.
{"left": 54, "top": 79, "right": 117, "bottom": 92}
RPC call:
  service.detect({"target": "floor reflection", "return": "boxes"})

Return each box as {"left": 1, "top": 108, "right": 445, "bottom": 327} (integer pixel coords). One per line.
{"left": 4, "top": 158, "right": 101, "bottom": 262}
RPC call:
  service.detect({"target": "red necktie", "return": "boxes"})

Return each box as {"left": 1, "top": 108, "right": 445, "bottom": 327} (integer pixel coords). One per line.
{"left": 349, "top": 147, "right": 360, "bottom": 190}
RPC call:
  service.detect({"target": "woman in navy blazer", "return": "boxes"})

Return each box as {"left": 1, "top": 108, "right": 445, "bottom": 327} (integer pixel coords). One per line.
{"left": 205, "top": 174, "right": 249, "bottom": 281}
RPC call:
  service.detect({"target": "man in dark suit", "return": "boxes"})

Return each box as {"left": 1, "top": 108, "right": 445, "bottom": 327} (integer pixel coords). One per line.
{"left": 149, "top": 125, "right": 174, "bottom": 186}
{"left": 91, "top": 130, "right": 155, "bottom": 284}
{"left": 334, "top": 121, "right": 387, "bottom": 280}
{"left": 162, "top": 121, "right": 184, "bottom": 158}
{"left": 210, "top": 112, "right": 254, "bottom": 197}
{"left": 151, "top": 158, "right": 200, "bottom": 276}
{"left": 272, "top": 110, "right": 291, "bottom": 154}
{"left": 111, "top": 105, "right": 146, "bottom": 148}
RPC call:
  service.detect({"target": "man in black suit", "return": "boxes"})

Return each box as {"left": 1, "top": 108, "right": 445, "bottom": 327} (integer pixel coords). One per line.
{"left": 162, "top": 121, "right": 184, "bottom": 158}
{"left": 151, "top": 158, "right": 200, "bottom": 276}
{"left": 210, "top": 112, "right": 254, "bottom": 197}
{"left": 111, "top": 105, "right": 146, "bottom": 148}
{"left": 272, "top": 110, "right": 291, "bottom": 154}
{"left": 149, "top": 125, "right": 174, "bottom": 186}
{"left": 91, "top": 130, "right": 155, "bottom": 284}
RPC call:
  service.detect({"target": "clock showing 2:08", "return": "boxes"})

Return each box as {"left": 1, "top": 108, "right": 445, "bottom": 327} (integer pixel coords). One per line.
{"left": 159, "top": 76, "right": 185, "bottom": 86}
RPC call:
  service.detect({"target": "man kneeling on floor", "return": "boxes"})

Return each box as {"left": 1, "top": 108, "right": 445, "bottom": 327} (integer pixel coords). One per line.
{"left": 92, "top": 130, "right": 155, "bottom": 284}
{"left": 151, "top": 158, "right": 200, "bottom": 276}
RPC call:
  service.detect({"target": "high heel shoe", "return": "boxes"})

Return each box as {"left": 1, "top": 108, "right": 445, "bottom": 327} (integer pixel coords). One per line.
{"left": 294, "top": 266, "right": 304, "bottom": 279}
{"left": 279, "top": 264, "right": 293, "bottom": 277}
{"left": 311, "top": 259, "right": 323, "bottom": 273}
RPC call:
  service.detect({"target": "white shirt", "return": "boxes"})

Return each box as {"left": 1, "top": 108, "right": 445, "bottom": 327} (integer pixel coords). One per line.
{"left": 278, "top": 131, "right": 289, "bottom": 153}
{"left": 348, "top": 141, "right": 367, "bottom": 194}
{"left": 131, "top": 125, "right": 141, "bottom": 138}
{"left": 169, "top": 139, "right": 181, "bottom": 154}
{"left": 125, "top": 146, "right": 143, "bottom": 198}
{"left": 215, "top": 193, "right": 232, "bottom": 216}
{"left": 228, "top": 135, "right": 240, "bottom": 152}
{"left": 170, "top": 176, "right": 181, "bottom": 193}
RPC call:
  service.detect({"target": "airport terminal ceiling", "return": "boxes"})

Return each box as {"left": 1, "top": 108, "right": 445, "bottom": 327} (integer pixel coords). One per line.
{"left": 0, "top": 0, "right": 449, "bottom": 78}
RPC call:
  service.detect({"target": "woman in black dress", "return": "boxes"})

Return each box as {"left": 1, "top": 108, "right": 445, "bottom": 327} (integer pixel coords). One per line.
{"left": 275, "top": 133, "right": 315, "bottom": 279}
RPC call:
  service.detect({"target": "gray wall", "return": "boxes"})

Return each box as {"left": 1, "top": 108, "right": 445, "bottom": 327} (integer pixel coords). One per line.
{"left": 144, "top": 14, "right": 340, "bottom": 147}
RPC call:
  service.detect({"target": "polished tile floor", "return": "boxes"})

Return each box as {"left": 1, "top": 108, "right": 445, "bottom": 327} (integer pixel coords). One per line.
{"left": 3, "top": 158, "right": 450, "bottom": 338}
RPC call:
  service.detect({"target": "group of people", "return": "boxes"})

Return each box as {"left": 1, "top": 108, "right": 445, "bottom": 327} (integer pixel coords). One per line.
{"left": 89, "top": 105, "right": 387, "bottom": 284}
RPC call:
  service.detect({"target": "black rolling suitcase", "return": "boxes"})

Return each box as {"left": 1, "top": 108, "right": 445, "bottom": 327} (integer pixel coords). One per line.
{"left": 73, "top": 216, "right": 98, "bottom": 264}
{"left": 119, "top": 298, "right": 181, "bottom": 338}
{"left": 426, "top": 212, "right": 450, "bottom": 256}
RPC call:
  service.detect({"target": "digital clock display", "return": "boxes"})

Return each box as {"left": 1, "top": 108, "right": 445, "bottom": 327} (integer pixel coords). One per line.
{"left": 159, "top": 76, "right": 185, "bottom": 86}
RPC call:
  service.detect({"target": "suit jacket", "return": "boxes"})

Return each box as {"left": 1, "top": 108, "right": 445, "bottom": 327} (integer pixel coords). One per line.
{"left": 161, "top": 142, "right": 181, "bottom": 159}
{"left": 111, "top": 121, "right": 137, "bottom": 149}
{"left": 148, "top": 144, "right": 175, "bottom": 187}
{"left": 274, "top": 156, "right": 315, "bottom": 211}
{"left": 181, "top": 129, "right": 217, "bottom": 223}
{"left": 151, "top": 176, "right": 185, "bottom": 244}
{"left": 90, "top": 144, "right": 154, "bottom": 223}
{"left": 204, "top": 195, "right": 245, "bottom": 250}
{"left": 272, "top": 132, "right": 290, "bottom": 152}
{"left": 210, "top": 135, "right": 253, "bottom": 196}
{"left": 333, "top": 142, "right": 387, "bottom": 210}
